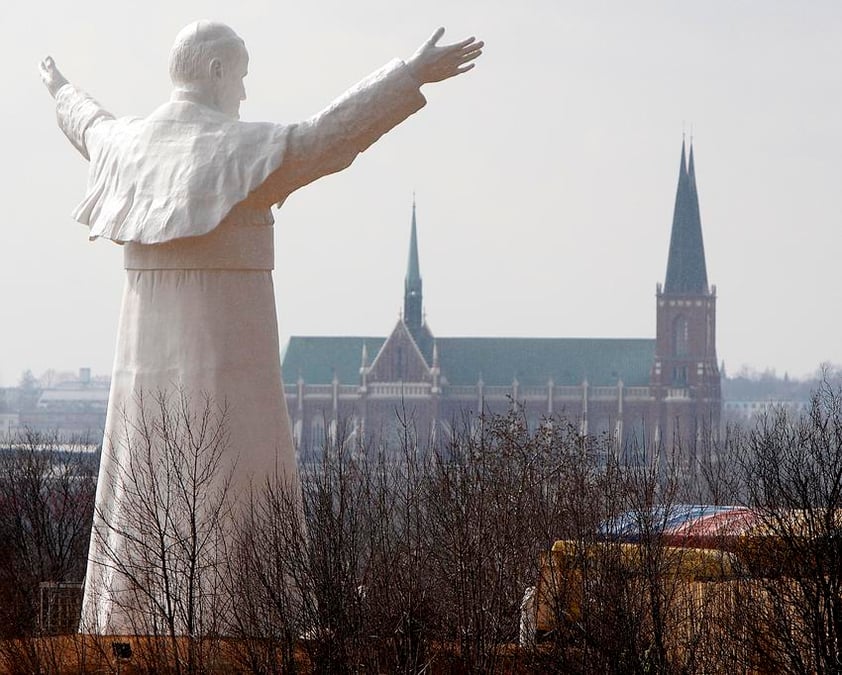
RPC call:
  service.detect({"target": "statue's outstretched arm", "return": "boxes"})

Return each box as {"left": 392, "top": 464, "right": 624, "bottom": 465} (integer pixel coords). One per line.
{"left": 40, "top": 56, "right": 115, "bottom": 161}
{"left": 251, "top": 28, "right": 483, "bottom": 207}
{"left": 251, "top": 60, "right": 426, "bottom": 207}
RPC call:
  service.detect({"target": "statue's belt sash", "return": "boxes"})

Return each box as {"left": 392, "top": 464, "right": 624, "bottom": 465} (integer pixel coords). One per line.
{"left": 124, "top": 224, "right": 273, "bottom": 271}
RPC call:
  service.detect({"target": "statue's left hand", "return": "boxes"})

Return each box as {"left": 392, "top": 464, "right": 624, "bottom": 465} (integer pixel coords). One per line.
{"left": 407, "top": 28, "right": 483, "bottom": 85}
{"left": 39, "top": 56, "right": 69, "bottom": 99}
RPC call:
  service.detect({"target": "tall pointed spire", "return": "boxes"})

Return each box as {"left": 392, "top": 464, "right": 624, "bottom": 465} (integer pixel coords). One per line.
{"left": 404, "top": 196, "right": 423, "bottom": 331}
{"left": 664, "top": 140, "right": 709, "bottom": 294}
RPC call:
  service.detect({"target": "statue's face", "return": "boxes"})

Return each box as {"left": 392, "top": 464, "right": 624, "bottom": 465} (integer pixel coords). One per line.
{"left": 213, "top": 47, "right": 248, "bottom": 119}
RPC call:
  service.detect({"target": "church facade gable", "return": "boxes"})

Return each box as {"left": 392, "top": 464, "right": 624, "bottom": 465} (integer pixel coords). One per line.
{"left": 367, "top": 320, "right": 433, "bottom": 384}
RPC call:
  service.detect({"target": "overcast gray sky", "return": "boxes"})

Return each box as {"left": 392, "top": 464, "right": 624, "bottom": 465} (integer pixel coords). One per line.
{"left": 1, "top": 1, "right": 840, "bottom": 387}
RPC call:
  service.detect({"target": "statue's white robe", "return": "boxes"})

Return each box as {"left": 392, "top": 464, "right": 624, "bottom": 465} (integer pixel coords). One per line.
{"left": 55, "top": 61, "right": 425, "bottom": 635}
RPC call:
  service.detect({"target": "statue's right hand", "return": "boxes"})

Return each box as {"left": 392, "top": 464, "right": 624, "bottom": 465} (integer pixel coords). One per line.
{"left": 406, "top": 28, "right": 483, "bottom": 86}
{"left": 39, "top": 56, "right": 69, "bottom": 99}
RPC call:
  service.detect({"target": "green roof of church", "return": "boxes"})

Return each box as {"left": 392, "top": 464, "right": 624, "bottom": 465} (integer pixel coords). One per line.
{"left": 282, "top": 336, "right": 386, "bottom": 385}
{"left": 282, "top": 336, "right": 655, "bottom": 387}
{"left": 436, "top": 337, "right": 654, "bottom": 386}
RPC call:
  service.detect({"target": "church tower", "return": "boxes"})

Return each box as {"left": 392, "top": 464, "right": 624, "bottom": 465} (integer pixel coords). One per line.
{"left": 651, "top": 141, "right": 721, "bottom": 448}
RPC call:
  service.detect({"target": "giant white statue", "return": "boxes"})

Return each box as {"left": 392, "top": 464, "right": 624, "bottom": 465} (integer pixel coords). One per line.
{"left": 41, "top": 21, "right": 482, "bottom": 635}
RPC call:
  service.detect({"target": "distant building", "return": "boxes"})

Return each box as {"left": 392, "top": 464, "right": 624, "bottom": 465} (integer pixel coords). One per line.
{"left": 0, "top": 387, "right": 21, "bottom": 436}
{"left": 282, "top": 141, "right": 722, "bottom": 462}
{"left": 722, "top": 373, "right": 814, "bottom": 423}
{"left": 724, "top": 399, "right": 810, "bottom": 422}
{"left": 15, "top": 368, "right": 109, "bottom": 438}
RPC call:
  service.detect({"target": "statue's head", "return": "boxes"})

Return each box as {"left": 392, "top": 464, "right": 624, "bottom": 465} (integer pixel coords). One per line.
{"left": 169, "top": 20, "right": 248, "bottom": 119}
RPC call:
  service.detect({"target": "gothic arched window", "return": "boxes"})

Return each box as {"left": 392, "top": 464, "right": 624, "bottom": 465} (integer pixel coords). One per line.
{"left": 673, "top": 316, "right": 689, "bottom": 357}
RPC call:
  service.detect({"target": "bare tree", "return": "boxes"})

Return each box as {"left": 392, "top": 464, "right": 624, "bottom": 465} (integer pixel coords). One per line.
{"left": 225, "top": 416, "right": 370, "bottom": 674}
{"left": 225, "top": 472, "right": 310, "bottom": 674}
{"left": 87, "top": 388, "right": 235, "bottom": 674}
{"left": 724, "top": 380, "right": 842, "bottom": 674}
{"left": 228, "top": 406, "right": 568, "bottom": 673}
{"left": 419, "top": 408, "right": 573, "bottom": 672}
{"left": 0, "top": 429, "right": 96, "bottom": 672}
{"left": 533, "top": 426, "right": 752, "bottom": 675}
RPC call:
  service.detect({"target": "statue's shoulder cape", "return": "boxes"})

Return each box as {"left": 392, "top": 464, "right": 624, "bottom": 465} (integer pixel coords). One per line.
{"left": 78, "top": 101, "right": 287, "bottom": 244}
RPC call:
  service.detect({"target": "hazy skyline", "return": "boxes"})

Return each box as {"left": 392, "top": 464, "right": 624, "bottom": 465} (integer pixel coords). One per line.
{"left": 2, "top": 1, "right": 841, "bottom": 386}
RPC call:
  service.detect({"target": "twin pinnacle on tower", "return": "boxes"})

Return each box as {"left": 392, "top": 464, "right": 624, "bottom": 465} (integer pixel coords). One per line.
{"left": 664, "top": 140, "right": 709, "bottom": 295}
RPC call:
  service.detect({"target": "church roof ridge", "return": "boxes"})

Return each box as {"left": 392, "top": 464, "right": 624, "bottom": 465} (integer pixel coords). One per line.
{"left": 283, "top": 335, "right": 655, "bottom": 387}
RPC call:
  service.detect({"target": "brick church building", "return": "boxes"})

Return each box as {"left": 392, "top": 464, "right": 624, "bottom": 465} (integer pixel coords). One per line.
{"left": 281, "top": 141, "right": 721, "bottom": 460}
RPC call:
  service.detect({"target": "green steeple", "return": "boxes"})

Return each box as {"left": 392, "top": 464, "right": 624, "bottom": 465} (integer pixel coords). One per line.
{"left": 404, "top": 198, "right": 423, "bottom": 331}
{"left": 664, "top": 141, "right": 709, "bottom": 294}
